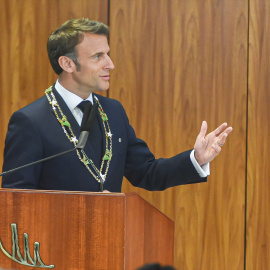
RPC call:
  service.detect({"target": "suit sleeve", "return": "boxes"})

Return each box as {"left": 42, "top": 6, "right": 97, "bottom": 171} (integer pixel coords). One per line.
{"left": 120, "top": 105, "right": 207, "bottom": 191}
{"left": 2, "top": 110, "right": 43, "bottom": 189}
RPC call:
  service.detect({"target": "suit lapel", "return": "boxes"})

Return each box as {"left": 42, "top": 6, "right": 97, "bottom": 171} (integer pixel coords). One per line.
{"left": 93, "top": 94, "right": 106, "bottom": 155}
{"left": 52, "top": 88, "right": 81, "bottom": 139}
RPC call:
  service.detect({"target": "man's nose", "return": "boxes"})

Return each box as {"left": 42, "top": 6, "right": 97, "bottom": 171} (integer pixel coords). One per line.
{"left": 105, "top": 55, "right": 115, "bottom": 70}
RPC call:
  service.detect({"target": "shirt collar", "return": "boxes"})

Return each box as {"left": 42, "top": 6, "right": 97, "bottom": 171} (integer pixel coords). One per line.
{"left": 54, "top": 79, "right": 93, "bottom": 111}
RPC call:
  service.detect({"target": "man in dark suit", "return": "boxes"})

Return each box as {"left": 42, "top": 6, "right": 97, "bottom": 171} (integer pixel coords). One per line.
{"left": 1, "top": 18, "right": 232, "bottom": 192}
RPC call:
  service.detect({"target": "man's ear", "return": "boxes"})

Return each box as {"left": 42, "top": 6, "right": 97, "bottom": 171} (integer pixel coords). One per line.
{"left": 58, "top": 56, "right": 76, "bottom": 73}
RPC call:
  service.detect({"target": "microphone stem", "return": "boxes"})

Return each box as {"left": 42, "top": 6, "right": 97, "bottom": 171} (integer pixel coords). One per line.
{"left": 0, "top": 148, "right": 76, "bottom": 177}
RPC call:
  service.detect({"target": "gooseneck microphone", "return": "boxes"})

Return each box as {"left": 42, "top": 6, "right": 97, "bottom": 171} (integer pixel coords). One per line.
{"left": 76, "top": 102, "right": 98, "bottom": 149}
{"left": 0, "top": 103, "right": 93, "bottom": 178}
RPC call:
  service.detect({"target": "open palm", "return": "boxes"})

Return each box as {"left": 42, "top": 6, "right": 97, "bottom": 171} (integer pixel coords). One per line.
{"left": 194, "top": 121, "right": 233, "bottom": 166}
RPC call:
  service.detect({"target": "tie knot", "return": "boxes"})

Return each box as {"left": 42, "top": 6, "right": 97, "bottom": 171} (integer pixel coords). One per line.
{"left": 77, "top": 100, "right": 92, "bottom": 113}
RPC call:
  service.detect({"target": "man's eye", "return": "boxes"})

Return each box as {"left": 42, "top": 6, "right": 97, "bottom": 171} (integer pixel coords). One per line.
{"left": 94, "top": 54, "right": 101, "bottom": 59}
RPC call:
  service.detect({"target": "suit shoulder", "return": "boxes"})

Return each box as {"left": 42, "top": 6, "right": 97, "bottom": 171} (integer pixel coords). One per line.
{"left": 10, "top": 95, "right": 51, "bottom": 124}
{"left": 14, "top": 95, "right": 49, "bottom": 115}
{"left": 93, "top": 93, "right": 121, "bottom": 105}
{"left": 93, "top": 93, "right": 125, "bottom": 112}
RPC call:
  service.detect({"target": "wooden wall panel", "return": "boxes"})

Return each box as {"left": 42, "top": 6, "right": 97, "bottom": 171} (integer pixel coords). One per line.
{"left": 247, "top": 0, "right": 270, "bottom": 269}
{"left": 110, "top": 0, "right": 247, "bottom": 269}
{"left": 4, "top": 0, "right": 270, "bottom": 269}
{"left": 0, "top": 0, "right": 108, "bottom": 178}
{"left": 173, "top": 2, "right": 248, "bottom": 269}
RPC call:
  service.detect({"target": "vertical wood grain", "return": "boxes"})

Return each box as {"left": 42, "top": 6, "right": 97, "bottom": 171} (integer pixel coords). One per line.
{"left": 247, "top": 0, "right": 270, "bottom": 269}
{"left": 3, "top": 0, "right": 269, "bottom": 269}
{"left": 110, "top": 0, "right": 247, "bottom": 269}
{"left": 125, "top": 193, "right": 174, "bottom": 269}
{"left": 0, "top": 190, "right": 126, "bottom": 269}
{"left": 0, "top": 190, "right": 174, "bottom": 269}
{"left": 173, "top": 2, "right": 248, "bottom": 269}
{"left": 0, "top": 0, "right": 108, "bottom": 178}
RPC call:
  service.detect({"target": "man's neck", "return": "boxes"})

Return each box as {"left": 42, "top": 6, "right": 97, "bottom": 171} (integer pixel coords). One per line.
{"left": 58, "top": 76, "right": 92, "bottom": 100}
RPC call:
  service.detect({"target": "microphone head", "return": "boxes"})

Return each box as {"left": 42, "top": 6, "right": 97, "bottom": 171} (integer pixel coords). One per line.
{"left": 80, "top": 102, "right": 92, "bottom": 131}
{"left": 86, "top": 103, "right": 98, "bottom": 132}
{"left": 76, "top": 103, "right": 98, "bottom": 150}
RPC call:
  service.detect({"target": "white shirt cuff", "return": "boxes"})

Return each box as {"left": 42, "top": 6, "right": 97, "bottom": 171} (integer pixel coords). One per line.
{"left": 190, "top": 150, "right": 210, "bottom": 177}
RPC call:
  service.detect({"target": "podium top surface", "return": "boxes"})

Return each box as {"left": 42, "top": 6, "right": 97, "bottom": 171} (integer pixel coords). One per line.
{"left": 0, "top": 187, "right": 125, "bottom": 196}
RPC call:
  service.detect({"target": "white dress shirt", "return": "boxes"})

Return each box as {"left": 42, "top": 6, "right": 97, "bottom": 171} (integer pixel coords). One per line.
{"left": 55, "top": 80, "right": 93, "bottom": 125}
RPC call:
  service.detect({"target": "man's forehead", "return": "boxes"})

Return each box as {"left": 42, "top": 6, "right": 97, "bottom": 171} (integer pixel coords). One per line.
{"left": 77, "top": 33, "right": 110, "bottom": 53}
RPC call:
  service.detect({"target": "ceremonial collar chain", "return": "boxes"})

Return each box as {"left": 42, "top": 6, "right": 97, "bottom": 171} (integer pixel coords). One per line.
{"left": 45, "top": 86, "right": 112, "bottom": 185}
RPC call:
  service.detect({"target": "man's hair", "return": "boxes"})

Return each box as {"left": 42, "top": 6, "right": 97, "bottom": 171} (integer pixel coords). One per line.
{"left": 137, "top": 263, "right": 176, "bottom": 270}
{"left": 47, "top": 18, "right": 110, "bottom": 75}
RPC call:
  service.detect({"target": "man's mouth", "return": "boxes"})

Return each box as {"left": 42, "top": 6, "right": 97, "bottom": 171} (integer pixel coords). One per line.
{"left": 100, "top": 75, "right": 110, "bottom": 80}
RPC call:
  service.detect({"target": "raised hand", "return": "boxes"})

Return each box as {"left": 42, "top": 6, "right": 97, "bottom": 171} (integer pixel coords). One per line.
{"left": 194, "top": 121, "right": 233, "bottom": 166}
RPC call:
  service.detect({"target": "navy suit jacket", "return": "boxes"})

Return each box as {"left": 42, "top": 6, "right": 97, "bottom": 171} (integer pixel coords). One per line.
{"left": 2, "top": 89, "right": 206, "bottom": 192}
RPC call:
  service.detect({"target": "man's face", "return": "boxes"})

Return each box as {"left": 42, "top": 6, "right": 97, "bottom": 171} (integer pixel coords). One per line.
{"left": 71, "top": 33, "right": 114, "bottom": 94}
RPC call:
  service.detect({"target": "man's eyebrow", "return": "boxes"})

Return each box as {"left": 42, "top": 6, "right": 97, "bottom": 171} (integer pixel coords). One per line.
{"left": 90, "top": 51, "right": 110, "bottom": 57}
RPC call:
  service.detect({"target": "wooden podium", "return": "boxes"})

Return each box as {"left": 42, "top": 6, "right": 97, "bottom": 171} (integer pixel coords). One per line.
{"left": 0, "top": 189, "right": 174, "bottom": 270}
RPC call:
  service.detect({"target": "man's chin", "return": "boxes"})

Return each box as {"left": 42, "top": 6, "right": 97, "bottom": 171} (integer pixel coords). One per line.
{"left": 94, "top": 87, "right": 109, "bottom": 93}
{"left": 92, "top": 82, "right": 110, "bottom": 92}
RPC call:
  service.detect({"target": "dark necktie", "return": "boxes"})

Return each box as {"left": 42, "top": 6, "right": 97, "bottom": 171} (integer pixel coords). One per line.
{"left": 77, "top": 100, "right": 92, "bottom": 113}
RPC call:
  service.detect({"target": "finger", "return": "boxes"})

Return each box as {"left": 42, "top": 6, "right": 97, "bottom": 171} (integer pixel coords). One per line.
{"left": 224, "top": 126, "right": 233, "bottom": 135}
{"left": 217, "top": 133, "right": 228, "bottom": 146}
{"left": 213, "top": 123, "right": 228, "bottom": 136}
{"left": 198, "top": 121, "right": 208, "bottom": 138}
{"left": 217, "top": 127, "right": 233, "bottom": 143}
